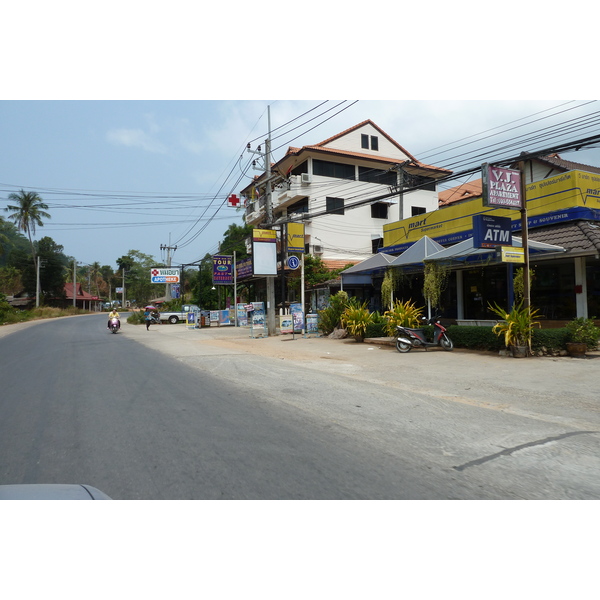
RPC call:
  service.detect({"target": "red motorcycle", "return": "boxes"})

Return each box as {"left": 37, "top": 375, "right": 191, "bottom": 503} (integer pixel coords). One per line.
{"left": 109, "top": 317, "right": 120, "bottom": 334}
{"left": 395, "top": 316, "right": 453, "bottom": 353}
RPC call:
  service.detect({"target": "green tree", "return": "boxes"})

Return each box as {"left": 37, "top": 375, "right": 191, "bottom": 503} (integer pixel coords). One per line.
{"left": 219, "top": 223, "right": 252, "bottom": 258}
{"left": 5, "top": 190, "right": 51, "bottom": 272}
{"left": 35, "top": 236, "right": 70, "bottom": 303}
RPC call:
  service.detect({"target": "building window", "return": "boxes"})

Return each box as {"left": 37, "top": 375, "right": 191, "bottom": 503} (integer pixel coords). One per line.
{"left": 361, "top": 134, "right": 369, "bottom": 149}
{"left": 291, "top": 161, "right": 308, "bottom": 176}
{"left": 288, "top": 198, "right": 309, "bottom": 215}
{"left": 372, "top": 237, "right": 383, "bottom": 253}
{"left": 313, "top": 159, "right": 355, "bottom": 180}
{"left": 371, "top": 135, "right": 379, "bottom": 151}
{"left": 326, "top": 197, "right": 345, "bottom": 215}
{"left": 359, "top": 166, "right": 396, "bottom": 186}
{"left": 371, "top": 202, "right": 388, "bottom": 219}
{"left": 412, "top": 206, "right": 426, "bottom": 216}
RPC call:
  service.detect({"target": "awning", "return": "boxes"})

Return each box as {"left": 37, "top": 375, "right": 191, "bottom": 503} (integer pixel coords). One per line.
{"left": 424, "top": 236, "right": 566, "bottom": 263}
{"left": 340, "top": 252, "right": 396, "bottom": 275}
{"left": 388, "top": 236, "right": 445, "bottom": 268}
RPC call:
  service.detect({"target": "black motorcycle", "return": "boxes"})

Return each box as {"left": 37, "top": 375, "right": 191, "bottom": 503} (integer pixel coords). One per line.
{"left": 395, "top": 316, "right": 453, "bottom": 353}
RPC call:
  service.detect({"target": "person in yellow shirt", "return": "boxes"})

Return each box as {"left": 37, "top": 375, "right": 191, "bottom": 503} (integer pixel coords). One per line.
{"left": 107, "top": 307, "right": 120, "bottom": 329}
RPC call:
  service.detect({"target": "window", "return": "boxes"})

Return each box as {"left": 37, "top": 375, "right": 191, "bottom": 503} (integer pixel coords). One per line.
{"left": 361, "top": 134, "right": 369, "bottom": 149}
{"left": 370, "top": 135, "right": 379, "bottom": 151}
{"left": 291, "top": 161, "right": 308, "bottom": 176}
{"left": 411, "top": 206, "right": 426, "bottom": 216}
{"left": 313, "top": 159, "right": 355, "bottom": 180}
{"left": 326, "top": 197, "right": 345, "bottom": 215}
{"left": 372, "top": 238, "right": 383, "bottom": 253}
{"left": 288, "top": 198, "right": 309, "bottom": 215}
{"left": 371, "top": 203, "right": 388, "bottom": 219}
{"left": 359, "top": 166, "right": 396, "bottom": 186}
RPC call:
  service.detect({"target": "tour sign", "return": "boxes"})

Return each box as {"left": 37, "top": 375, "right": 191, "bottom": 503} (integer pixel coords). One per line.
{"left": 150, "top": 268, "right": 181, "bottom": 284}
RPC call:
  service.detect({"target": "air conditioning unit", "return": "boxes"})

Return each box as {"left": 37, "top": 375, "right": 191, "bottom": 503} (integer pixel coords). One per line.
{"left": 301, "top": 173, "right": 312, "bottom": 184}
{"left": 313, "top": 244, "right": 323, "bottom": 254}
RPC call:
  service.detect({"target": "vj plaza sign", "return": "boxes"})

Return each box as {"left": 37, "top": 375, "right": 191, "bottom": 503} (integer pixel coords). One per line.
{"left": 150, "top": 268, "right": 181, "bottom": 283}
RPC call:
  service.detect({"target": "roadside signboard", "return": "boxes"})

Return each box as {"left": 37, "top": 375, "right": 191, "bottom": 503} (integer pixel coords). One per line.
{"left": 482, "top": 164, "right": 523, "bottom": 209}
{"left": 150, "top": 268, "right": 181, "bottom": 284}
{"left": 472, "top": 214, "right": 512, "bottom": 248}
{"left": 496, "top": 246, "right": 525, "bottom": 263}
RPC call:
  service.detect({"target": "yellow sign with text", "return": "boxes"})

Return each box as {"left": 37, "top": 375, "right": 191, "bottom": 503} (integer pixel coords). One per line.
{"left": 287, "top": 222, "right": 305, "bottom": 253}
{"left": 383, "top": 170, "right": 600, "bottom": 251}
{"left": 499, "top": 246, "right": 524, "bottom": 263}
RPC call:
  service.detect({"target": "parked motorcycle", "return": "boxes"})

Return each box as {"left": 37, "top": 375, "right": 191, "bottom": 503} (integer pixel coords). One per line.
{"left": 395, "top": 316, "right": 453, "bottom": 352}
{"left": 109, "top": 317, "right": 120, "bottom": 334}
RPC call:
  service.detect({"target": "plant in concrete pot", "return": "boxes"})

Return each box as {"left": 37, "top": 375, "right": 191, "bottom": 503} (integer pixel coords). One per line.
{"left": 488, "top": 301, "right": 541, "bottom": 357}
{"left": 383, "top": 299, "right": 424, "bottom": 336}
{"left": 341, "top": 300, "right": 374, "bottom": 342}
{"left": 565, "top": 317, "right": 599, "bottom": 357}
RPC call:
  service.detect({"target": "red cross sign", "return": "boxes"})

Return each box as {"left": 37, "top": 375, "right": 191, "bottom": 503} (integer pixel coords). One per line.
{"left": 228, "top": 194, "right": 241, "bottom": 207}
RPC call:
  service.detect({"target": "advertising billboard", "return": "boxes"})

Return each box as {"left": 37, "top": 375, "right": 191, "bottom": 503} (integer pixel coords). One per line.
{"left": 252, "top": 229, "right": 277, "bottom": 276}
{"left": 212, "top": 255, "right": 233, "bottom": 285}
{"left": 482, "top": 164, "right": 523, "bottom": 209}
{"left": 287, "top": 222, "right": 305, "bottom": 253}
{"left": 150, "top": 268, "right": 181, "bottom": 284}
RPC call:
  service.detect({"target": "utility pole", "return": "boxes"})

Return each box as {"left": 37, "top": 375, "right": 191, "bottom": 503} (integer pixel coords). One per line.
{"left": 161, "top": 239, "right": 177, "bottom": 300}
{"left": 265, "top": 106, "right": 276, "bottom": 336}
{"left": 73, "top": 260, "right": 76, "bottom": 307}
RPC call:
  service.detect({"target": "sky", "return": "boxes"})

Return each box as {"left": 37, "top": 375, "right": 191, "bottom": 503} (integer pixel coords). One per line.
{"left": 2, "top": 99, "right": 600, "bottom": 271}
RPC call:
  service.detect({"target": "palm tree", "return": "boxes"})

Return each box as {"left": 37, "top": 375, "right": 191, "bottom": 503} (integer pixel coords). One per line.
{"left": 5, "top": 190, "right": 51, "bottom": 271}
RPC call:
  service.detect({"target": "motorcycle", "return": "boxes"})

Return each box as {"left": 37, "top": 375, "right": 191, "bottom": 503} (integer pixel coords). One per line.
{"left": 395, "top": 316, "right": 453, "bottom": 353}
{"left": 109, "top": 317, "right": 120, "bottom": 334}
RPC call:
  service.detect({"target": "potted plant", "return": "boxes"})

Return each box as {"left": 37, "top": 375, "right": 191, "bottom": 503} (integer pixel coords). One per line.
{"left": 341, "top": 300, "right": 374, "bottom": 342}
{"left": 565, "top": 317, "right": 600, "bottom": 357}
{"left": 488, "top": 301, "right": 541, "bottom": 357}
{"left": 383, "top": 299, "right": 424, "bottom": 336}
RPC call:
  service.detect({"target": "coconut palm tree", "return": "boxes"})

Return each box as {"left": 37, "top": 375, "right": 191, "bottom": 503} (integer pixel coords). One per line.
{"left": 5, "top": 190, "right": 51, "bottom": 271}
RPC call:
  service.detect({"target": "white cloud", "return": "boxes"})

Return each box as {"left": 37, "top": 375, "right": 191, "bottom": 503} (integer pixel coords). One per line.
{"left": 106, "top": 127, "right": 168, "bottom": 154}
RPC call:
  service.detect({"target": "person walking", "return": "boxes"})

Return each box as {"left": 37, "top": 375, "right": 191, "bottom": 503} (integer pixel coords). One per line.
{"left": 144, "top": 308, "right": 152, "bottom": 331}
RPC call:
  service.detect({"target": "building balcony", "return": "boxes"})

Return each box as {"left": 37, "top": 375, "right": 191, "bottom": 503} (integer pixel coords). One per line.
{"left": 273, "top": 175, "right": 308, "bottom": 210}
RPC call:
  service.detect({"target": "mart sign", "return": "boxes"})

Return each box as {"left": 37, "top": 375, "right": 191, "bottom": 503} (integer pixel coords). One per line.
{"left": 150, "top": 268, "right": 181, "bottom": 283}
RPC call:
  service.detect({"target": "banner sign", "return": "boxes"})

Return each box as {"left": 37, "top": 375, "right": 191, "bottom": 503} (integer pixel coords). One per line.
{"left": 287, "top": 222, "right": 305, "bottom": 253}
{"left": 150, "top": 268, "right": 181, "bottom": 284}
{"left": 236, "top": 257, "right": 253, "bottom": 280}
{"left": 482, "top": 164, "right": 523, "bottom": 209}
{"left": 383, "top": 170, "right": 600, "bottom": 254}
{"left": 472, "top": 214, "right": 512, "bottom": 248}
{"left": 290, "top": 302, "right": 304, "bottom": 332}
{"left": 252, "top": 229, "right": 277, "bottom": 276}
{"left": 212, "top": 255, "right": 233, "bottom": 285}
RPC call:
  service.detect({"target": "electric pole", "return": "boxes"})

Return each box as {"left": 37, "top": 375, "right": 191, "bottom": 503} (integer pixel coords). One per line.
{"left": 161, "top": 241, "right": 177, "bottom": 300}
{"left": 265, "top": 106, "right": 277, "bottom": 336}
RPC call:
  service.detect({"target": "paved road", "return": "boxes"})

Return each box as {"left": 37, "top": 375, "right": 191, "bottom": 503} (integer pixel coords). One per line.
{"left": 1, "top": 314, "right": 599, "bottom": 499}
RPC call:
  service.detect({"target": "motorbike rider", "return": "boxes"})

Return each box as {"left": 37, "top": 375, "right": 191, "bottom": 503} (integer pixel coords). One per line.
{"left": 107, "top": 307, "right": 120, "bottom": 329}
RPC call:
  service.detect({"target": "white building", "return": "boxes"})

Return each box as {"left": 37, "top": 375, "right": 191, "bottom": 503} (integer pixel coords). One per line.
{"left": 241, "top": 120, "right": 450, "bottom": 270}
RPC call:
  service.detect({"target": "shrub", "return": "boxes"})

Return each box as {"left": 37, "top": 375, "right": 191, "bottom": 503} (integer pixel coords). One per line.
{"left": 127, "top": 311, "right": 146, "bottom": 325}
{"left": 341, "top": 301, "right": 374, "bottom": 341}
{"left": 488, "top": 301, "right": 541, "bottom": 350}
{"left": 318, "top": 291, "right": 349, "bottom": 334}
{"left": 565, "top": 317, "right": 600, "bottom": 349}
{"left": 383, "top": 299, "right": 424, "bottom": 335}
{"left": 446, "top": 326, "right": 505, "bottom": 351}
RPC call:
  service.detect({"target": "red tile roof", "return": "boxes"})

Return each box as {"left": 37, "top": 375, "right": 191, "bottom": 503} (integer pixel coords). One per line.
{"left": 439, "top": 179, "right": 483, "bottom": 206}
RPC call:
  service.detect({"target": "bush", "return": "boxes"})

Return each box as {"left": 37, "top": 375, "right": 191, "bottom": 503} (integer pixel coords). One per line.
{"left": 383, "top": 299, "right": 424, "bottom": 335}
{"left": 318, "top": 291, "right": 349, "bottom": 334}
{"left": 446, "top": 326, "right": 505, "bottom": 351}
{"left": 127, "top": 311, "right": 146, "bottom": 325}
{"left": 565, "top": 317, "right": 600, "bottom": 349}
{"left": 365, "top": 322, "right": 387, "bottom": 338}
{"left": 531, "top": 328, "right": 569, "bottom": 352}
